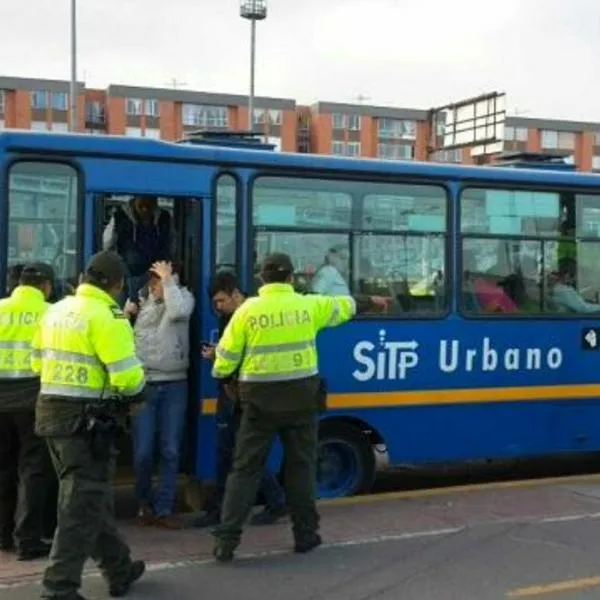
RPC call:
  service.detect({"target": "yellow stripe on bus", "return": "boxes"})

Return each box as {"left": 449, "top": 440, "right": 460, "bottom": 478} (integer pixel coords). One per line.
{"left": 199, "top": 383, "right": 600, "bottom": 415}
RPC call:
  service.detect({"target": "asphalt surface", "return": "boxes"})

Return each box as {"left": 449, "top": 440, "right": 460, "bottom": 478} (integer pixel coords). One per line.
{"left": 5, "top": 513, "right": 600, "bottom": 600}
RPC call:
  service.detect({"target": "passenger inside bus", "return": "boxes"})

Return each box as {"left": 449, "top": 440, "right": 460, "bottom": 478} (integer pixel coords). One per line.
{"left": 310, "top": 245, "right": 351, "bottom": 296}
{"left": 102, "top": 196, "right": 176, "bottom": 304}
{"left": 549, "top": 258, "right": 600, "bottom": 313}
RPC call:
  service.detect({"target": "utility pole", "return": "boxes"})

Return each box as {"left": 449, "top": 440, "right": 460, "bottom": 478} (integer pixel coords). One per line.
{"left": 69, "top": 0, "right": 78, "bottom": 132}
{"left": 240, "top": 1, "right": 268, "bottom": 132}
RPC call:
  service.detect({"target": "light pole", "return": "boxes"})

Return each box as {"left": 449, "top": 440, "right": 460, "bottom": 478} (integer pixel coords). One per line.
{"left": 69, "top": 0, "right": 77, "bottom": 132}
{"left": 240, "top": 1, "right": 267, "bottom": 132}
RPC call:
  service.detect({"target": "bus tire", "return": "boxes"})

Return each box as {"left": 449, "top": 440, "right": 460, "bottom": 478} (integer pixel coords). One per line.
{"left": 317, "top": 422, "right": 376, "bottom": 499}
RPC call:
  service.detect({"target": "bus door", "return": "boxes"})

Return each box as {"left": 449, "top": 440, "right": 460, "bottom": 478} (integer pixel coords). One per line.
{"left": 79, "top": 156, "right": 216, "bottom": 477}
{"left": 193, "top": 172, "right": 241, "bottom": 483}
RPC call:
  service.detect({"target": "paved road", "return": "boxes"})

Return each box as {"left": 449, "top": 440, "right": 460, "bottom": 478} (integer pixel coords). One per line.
{"left": 5, "top": 478, "right": 600, "bottom": 599}
{"left": 4, "top": 516, "right": 600, "bottom": 599}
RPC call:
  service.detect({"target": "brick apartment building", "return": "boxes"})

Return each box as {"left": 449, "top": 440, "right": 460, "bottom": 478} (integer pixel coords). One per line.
{"left": 1, "top": 76, "right": 600, "bottom": 172}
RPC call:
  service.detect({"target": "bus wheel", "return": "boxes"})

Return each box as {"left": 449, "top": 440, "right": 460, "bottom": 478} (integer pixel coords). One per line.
{"left": 317, "top": 422, "right": 376, "bottom": 499}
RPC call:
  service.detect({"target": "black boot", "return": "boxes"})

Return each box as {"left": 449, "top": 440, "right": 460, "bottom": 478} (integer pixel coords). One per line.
{"left": 294, "top": 533, "right": 322, "bottom": 554}
{"left": 17, "top": 540, "right": 51, "bottom": 561}
{"left": 109, "top": 560, "right": 146, "bottom": 597}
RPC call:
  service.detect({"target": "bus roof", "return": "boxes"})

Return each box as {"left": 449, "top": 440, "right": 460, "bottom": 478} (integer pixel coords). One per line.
{"left": 1, "top": 130, "right": 599, "bottom": 188}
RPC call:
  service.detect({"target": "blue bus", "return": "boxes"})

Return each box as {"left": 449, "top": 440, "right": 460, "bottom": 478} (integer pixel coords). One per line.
{"left": 1, "top": 131, "right": 600, "bottom": 500}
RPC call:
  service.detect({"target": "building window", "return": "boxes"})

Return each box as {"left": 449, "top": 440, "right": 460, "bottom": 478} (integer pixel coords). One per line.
{"left": 251, "top": 176, "right": 448, "bottom": 315}
{"left": 377, "top": 118, "right": 417, "bottom": 140}
{"left": 253, "top": 109, "right": 282, "bottom": 125}
{"left": 31, "top": 121, "right": 49, "bottom": 131}
{"left": 31, "top": 91, "right": 48, "bottom": 110}
{"left": 504, "top": 126, "right": 528, "bottom": 142}
{"left": 144, "top": 128, "right": 161, "bottom": 139}
{"left": 182, "top": 104, "right": 228, "bottom": 128}
{"left": 86, "top": 102, "right": 104, "bottom": 124}
{"left": 51, "top": 93, "right": 68, "bottom": 111}
{"left": 331, "top": 113, "right": 361, "bottom": 131}
{"left": 347, "top": 114, "right": 361, "bottom": 131}
{"left": 377, "top": 143, "right": 414, "bottom": 160}
{"left": 432, "top": 148, "right": 462, "bottom": 163}
{"left": 595, "top": 132, "right": 600, "bottom": 146}
{"left": 332, "top": 113, "right": 345, "bottom": 130}
{"left": 0, "top": 91, "right": 5, "bottom": 115}
{"left": 125, "top": 126, "right": 143, "bottom": 137}
{"left": 332, "top": 141, "right": 345, "bottom": 156}
{"left": 126, "top": 98, "right": 143, "bottom": 116}
{"left": 145, "top": 100, "right": 159, "bottom": 117}
{"left": 51, "top": 123, "right": 68, "bottom": 133}
{"left": 592, "top": 156, "right": 600, "bottom": 171}
{"left": 541, "top": 130, "right": 575, "bottom": 150}
{"left": 0, "top": 119, "right": 5, "bottom": 130}
{"left": 331, "top": 141, "right": 361, "bottom": 157}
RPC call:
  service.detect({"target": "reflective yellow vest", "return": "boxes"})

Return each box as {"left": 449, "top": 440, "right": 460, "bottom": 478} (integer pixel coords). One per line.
{"left": 212, "top": 283, "right": 356, "bottom": 383}
{"left": 0, "top": 286, "right": 49, "bottom": 380}
{"left": 31, "top": 283, "right": 145, "bottom": 400}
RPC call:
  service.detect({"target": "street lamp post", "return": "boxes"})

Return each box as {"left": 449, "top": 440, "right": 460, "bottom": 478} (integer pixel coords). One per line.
{"left": 240, "top": 1, "right": 267, "bottom": 132}
{"left": 69, "top": 0, "right": 77, "bottom": 132}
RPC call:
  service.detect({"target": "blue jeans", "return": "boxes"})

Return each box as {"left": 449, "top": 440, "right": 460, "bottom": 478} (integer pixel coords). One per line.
{"left": 215, "top": 392, "right": 285, "bottom": 511}
{"left": 132, "top": 381, "right": 188, "bottom": 517}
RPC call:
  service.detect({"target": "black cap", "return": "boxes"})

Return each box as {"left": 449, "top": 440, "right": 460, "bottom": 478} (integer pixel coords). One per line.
{"left": 85, "top": 251, "right": 127, "bottom": 286}
{"left": 21, "top": 262, "right": 55, "bottom": 282}
{"left": 260, "top": 253, "right": 294, "bottom": 277}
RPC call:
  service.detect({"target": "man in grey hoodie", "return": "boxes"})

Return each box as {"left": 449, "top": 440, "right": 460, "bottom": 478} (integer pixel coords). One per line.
{"left": 125, "top": 261, "right": 195, "bottom": 529}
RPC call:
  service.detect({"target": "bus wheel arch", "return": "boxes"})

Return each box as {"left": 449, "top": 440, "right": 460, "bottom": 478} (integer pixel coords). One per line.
{"left": 317, "top": 417, "right": 386, "bottom": 499}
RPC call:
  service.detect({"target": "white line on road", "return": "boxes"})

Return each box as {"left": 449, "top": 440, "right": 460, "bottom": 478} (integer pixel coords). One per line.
{"left": 0, "top": 526, "right": 464, "bottom": 590}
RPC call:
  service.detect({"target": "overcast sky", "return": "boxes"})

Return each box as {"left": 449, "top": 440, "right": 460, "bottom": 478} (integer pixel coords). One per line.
{"left": 2, "top": 0, "right": 599, "bottom": 121}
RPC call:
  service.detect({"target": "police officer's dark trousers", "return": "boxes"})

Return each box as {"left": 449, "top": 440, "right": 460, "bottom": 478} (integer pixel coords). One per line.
{"left": 216, "top": 377, "right": 320, "bottom": 551}
{"left": 0, "top": 410, "right": 52, "bottom": 551}
{"left": 41, "top": 434, "right": 132, "bottom": 598}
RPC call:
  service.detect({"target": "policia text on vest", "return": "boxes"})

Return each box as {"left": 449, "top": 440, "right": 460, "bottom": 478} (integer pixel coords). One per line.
{"left": 32, "top": 251, "right": 147, "bottom": 600}
{"left": 0, "top": 263, "right": 56, "bottom": 560}
{"left": 211, "top": 252, "right": 387, "bottom": 562}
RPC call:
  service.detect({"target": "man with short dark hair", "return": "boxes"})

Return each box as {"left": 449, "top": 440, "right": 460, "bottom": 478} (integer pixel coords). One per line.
{"left": 0, "top": 263, "right": 54, "bottom": 559}
{"left": 196, "top": 270, "right": 287, "bottom": 528}
{"left": 6, "top": 263, "right": 25, "bottom": 294}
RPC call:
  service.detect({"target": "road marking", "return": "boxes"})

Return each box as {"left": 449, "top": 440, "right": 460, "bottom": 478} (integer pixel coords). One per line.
{"left": 0, "top": 526, "right": 463, "bottom": 590}
{"left": 324, "top": 472, "right": 600, "bottom": 506}
{"left": 507, "top": 575, "right": 600, "bottom": 597}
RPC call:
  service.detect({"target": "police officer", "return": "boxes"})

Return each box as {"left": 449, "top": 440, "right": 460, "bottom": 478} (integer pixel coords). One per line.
{"left": 32, "top": 251, "right": 147, "bottom": 600}
{"left": 0, "top": 263, "right": 54, "bottom": 559}
{"left": 212, "top": 253, "right": 387, "bottom": 561}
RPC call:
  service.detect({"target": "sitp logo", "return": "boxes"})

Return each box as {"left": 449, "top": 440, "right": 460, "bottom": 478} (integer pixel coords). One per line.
{"left": 352, "top": 329, "right": 419, "bottom": 382}
{"left": 582, "top": 328, "right": 599, "bottom": 351}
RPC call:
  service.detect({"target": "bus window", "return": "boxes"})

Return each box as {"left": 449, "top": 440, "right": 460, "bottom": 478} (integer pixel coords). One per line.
{"left": 6, "top": 162, "right": 80, "bottom": 297}
{"left": 357, "top": 189, "right": 446, "bottom": 313}
{"left": 215, "top": 174, "right": 237, "bottom": 273}
{"left": 460, "top": 187, "right": 600, "bottom": 315}
{"left": 251, "top": 176, "right": 448, "bottom": 316}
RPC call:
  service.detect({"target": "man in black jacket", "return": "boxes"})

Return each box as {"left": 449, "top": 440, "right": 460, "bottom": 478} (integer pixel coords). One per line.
{"left": 195, "top": 271, "right": 287, "bottom": 528}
